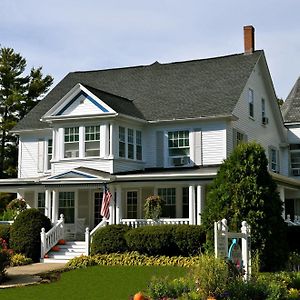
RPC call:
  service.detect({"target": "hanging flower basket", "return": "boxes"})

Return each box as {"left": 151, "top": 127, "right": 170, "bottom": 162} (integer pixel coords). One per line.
{"left": 144, "top": 195, "right": 164, "bottom": 220}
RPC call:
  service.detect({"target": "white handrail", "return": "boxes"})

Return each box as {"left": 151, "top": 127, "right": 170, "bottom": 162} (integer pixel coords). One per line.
{"left": 0, "top": 221, "right": 14, "bottom": 225}
{"left": 90, "top": 218, "right": 108, "bottom": 237}
{"left": 41, "top": 214, "right": 64, "bottom": 259}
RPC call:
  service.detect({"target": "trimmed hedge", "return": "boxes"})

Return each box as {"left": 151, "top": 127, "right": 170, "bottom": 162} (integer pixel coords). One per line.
{"left": 287, "top": 226, "right": 300, "bottom": 252}
{"left": 125, "top": 225, "right": 175, "bottom": 256}
{"left": 0, "top": 224, "right": 10, "bottom": 246}
{"left": 91, "top": 224, "right": 131, "bottom": 255}
{"left": 10, "top": 209, "right": 51, "bottom": 262}
{"left": 125, "top": 225, "right": 206, "bottom": 256}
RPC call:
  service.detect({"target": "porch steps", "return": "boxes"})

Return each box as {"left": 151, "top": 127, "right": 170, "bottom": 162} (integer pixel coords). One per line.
{"left": 42, "top": 241, "right": 86, "bottom": 264}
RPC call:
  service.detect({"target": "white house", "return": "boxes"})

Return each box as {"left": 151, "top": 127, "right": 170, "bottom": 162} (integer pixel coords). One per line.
{"left": 1, "top": 26, "right": 300, "bottom": 261}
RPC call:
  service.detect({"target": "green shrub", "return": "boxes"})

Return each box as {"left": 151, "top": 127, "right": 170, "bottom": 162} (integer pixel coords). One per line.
{"left": 91, "top": 224, "right": 131, "bottom": 255}
{"left": 10, "top": 253, "right": 32, "bottom": 266}
{"left": 0, "top": 224, "right": 10, "bottom": 246}
{"left": 0, "top": 250, "right": 10, "bottom": 283}
{"left": 125, "top": 225, "right": 206, "bottom": 256}
{"left": 10, "top": 208, "right": 51, "bottom": 262}
{"left": 125, "top": 225, "right": 176, "bottom": 256}
{"left": 147, "top": 276, "right": 193, "bottom": 300}
{"left": 172, "top": 225, "right": 205, "bottom": 256}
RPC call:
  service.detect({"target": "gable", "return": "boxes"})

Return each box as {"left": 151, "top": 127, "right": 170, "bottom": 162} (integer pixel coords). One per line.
{"left": 57, "top": 90, "right": 110, "bottom": 116}
{"left": 49, "top": 170, "right": 97, "bottom": 179}
{"left": 41, "top": 83, "right": 116, "bottom": 121}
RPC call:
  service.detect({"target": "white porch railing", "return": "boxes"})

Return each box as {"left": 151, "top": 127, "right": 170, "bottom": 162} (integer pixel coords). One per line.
{"left": 40, "top": 214, "right": 64, "bottom": 259}
{"left": 85, "top": 219, "right": 108, "bottom": 256}
{"left": 0, "top": 221, "right": 14, "bottom": 225}
{"left": 286, "top": 215, "right": 300, "bottom": 226}
{"left": 120, "top": 218, "right": 190, "bottom": 228}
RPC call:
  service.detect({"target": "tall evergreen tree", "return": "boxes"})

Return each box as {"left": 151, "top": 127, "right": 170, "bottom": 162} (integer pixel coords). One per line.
{"left": 0, "top": 47, "right": 53, "bottom": 178}
{"left": 202, "top": 142, "right": 288, "bottom": 271}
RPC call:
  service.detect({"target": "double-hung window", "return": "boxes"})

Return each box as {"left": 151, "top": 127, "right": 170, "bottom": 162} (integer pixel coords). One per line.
{"left": 290, "top": 144, "right": 300, "bottom": 176}
{"left": 127, "top": 191, "right": 138, "bottom": 218}
{"left": 37, "top": 192, "right": 46, "bottom": 215}
{"left": 118, "top": 126, "right": 142, "bottom": 160}
{"left": 158, "top": 188, "right": 176, "bottom": 218}
{"left": 58, "top": 192, "right": 75, "bottom": 223}
{"left": 47, "top": 139, "right": 52, "bottom": 170}
{"left": 248, "top": 88, "right": 254, "bottom": 118}
{"left": 269, "top": 147, "right": 279, "bottom": 173}
{"left": 127, "top": 129, "right": 134, "bottom": 159}
{"left": 136, "top": 130, "right": 142, "bottom": 160}
{"left": 119, "top": 126, "right": 126, "bottom": 158}
{"left": 85, "top": 125, "right": 100, "bottom": 157}
{"left": 168, "top": 131, "right": 190, "bottom": 157}
{"left": 64, "top": 127, "right": 79, "bottom": 158}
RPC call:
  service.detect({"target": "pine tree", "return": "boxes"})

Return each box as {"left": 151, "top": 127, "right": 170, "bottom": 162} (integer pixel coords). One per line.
{"left": 0, "top": 47, "right": 53, "bottom": 178}
{"left": 202, "top": 141, "right": 288, "bottom": 271}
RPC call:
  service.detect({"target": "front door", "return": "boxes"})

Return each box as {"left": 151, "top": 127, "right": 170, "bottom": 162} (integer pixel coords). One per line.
{"left": 94, "top": 192, "right": 103, "bottom": 227}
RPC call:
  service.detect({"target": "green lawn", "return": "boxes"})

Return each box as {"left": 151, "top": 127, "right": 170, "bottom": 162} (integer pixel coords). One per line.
{"left": 0, "top": 266, "right": 187, "bottom": 300}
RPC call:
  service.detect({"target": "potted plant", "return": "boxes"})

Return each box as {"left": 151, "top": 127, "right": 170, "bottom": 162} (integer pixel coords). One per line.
{"left": 144, "top": 195, "right": 164, "bottom": 221}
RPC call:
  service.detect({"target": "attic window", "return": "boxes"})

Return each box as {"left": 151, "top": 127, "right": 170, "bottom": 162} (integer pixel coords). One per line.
{"left": 248, "top": 88, "right": 254, "bottom": 118}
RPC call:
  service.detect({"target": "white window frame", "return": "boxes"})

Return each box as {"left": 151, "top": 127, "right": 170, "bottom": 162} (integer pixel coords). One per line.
{"left": 58, "top": 191, "right": 76, "bottom": 224}
{"left": 269, "top": 147, "right": 279, "bottom": 173}
{"left": 85, "top": 125, "right": 100, "bottom": 157}
{"left": 46, "top": 138, "right": 53, "bottom": 171}
{"left": 126, "top": 190, "right": 138, "bottom": 219}
{"left": 37, "top": 192, "right": 46, "bottom": 215}
{"left": 118, "top": 126, "right": 143, "bottom": 161}
{"left": 289, "top": 144, "right": 300, "bottom": 176}
{"left": 158, "top": 187, "right": 176, "bottom": 218}
{"left": 64, "top": 127, "right": 80, "bottom": 158}
{"left": 248, "top": 88, "right": 254, "bottom": 119}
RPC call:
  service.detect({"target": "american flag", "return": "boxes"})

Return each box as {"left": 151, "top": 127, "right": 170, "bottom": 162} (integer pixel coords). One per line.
{"left": 100, "top": 185, "right": 112, "bottom": 219}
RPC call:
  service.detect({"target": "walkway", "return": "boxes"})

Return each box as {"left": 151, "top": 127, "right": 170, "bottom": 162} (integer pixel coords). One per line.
{"left": 0, "top": 263, "right": 66, "bottom": 288}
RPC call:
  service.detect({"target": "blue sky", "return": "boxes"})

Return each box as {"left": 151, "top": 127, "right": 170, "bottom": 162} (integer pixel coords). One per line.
{"left": 1, "top": 0, "right": 300, "bottom": 99}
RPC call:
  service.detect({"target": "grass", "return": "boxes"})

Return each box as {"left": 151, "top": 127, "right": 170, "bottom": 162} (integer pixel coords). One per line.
{"left": 0, "top": 265, "right": 187, "bottom": 300}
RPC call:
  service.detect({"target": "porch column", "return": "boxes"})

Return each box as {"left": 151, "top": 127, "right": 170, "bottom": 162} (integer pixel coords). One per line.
{"left": 196, "top": 185, "right": 204, "bottom": 225}
{"left": 278, "top": 185, "right": 285, "bottom": 219}
{"left": 189, "top": 185, "right": 196, "bottom": 225}
{"left": 108, "top": 187, "right": 115, "bottom": 225}
{"left": 45, "top": 189, "right": 52, "bottom": 219}
{"left": 115, "top": 186, "right": 122, "bottom": 224}
{"left": 51, "top": 190, "right": 58, "bottom": 223}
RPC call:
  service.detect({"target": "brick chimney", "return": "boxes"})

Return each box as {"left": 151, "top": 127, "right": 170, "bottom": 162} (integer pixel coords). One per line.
{"left": 244, "top": 25, "right": 255, "bottom": 54}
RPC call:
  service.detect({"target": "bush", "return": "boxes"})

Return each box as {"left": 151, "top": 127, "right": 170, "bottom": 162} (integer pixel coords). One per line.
{"left": 91, "top": 224, "right": 131, "bottom": 255}
{"left": 125, "top": 225, "right": 176, "bottom": 256}
{"left": 0, "top": 238, "right": 11, "bottom": 283}
{"left": 125, "top": 225, "right": 206, "bottom": 256}
{"left": 10, "top": 253, "right": 32, "bottom": 266}
{"left": 172, "top": 225, "right": 205, "bottom": 256}
{"left": 0, "top": 224, "right": 10, "bottom": 246}
{"left": 10, "top": 208, "right": 51, "bottom": 262}
{"left": 67, "top": 251, "right": 202, "bottom": 269}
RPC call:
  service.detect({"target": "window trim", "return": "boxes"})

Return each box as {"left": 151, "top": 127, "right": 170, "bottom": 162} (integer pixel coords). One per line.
{"left": 64, "top": 127, "right": 80, "bottom": 158}
{"left": 248, "top": 88, "right": 254, "bottom": 119}
{"left": 84, "top": 125, "right": 101, "bottom": 157}
{"left": 126, "top": 190, "right": 138, "bottom": 219}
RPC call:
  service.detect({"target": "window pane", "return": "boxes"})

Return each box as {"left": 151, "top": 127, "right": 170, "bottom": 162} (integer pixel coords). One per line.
{"left": 127, "top": 191, "right": 137, "bottom": 219}
{"left": 248, "top": 89, "right": 254, "bottom": 117}
{"left": 58, "top": 192, "right": 75, "bottom": 223}
{"left": 38, "top": 192, "right": 45, "bottom": 215}
{"left": 64, "top": 127, "right": 79, "bottom": 158}
{"left": 182, "top": 187, "right": 189, "bottom": 218}
{"left": 168, "top": 131, "right": 190, "bottom": 157}
{"left": 47, "top": 139, "right": 52, "bottom": 170}
{"left": 158, "top": 188, "right": 176, "bottom": 218}
{"left": 119, "top": 127, "right": 126, "bottom": 157}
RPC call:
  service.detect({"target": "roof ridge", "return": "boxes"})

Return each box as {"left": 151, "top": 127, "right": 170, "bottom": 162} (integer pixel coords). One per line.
{"left": 70, "top": 50, "right": 264, "bottom": 75}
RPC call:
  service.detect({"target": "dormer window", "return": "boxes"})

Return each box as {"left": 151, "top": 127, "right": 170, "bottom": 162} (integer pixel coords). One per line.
{"left": 64, "top": 127, "right": 79, "bottom": 158}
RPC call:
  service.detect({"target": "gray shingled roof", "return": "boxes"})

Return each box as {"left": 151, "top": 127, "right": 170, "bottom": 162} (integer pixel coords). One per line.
{"left": 14, "top": 51, "right": 263, "bottom": 131}
{"left": 282, "top": 77, "right": 300, "bottom": 123}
